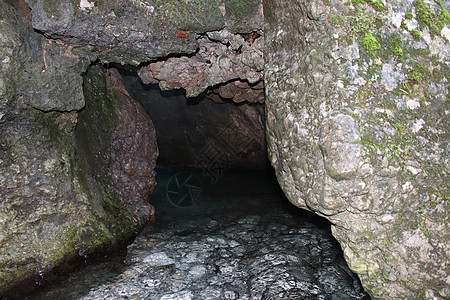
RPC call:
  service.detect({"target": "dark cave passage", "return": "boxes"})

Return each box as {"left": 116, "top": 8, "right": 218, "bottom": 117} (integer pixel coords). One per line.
{"left": 17, "top": 68, "right": 370, "bottom": 300}
{"left": 118, "top": 69, "right": 298, "bottom": 217}
{"left": 120, "top": 69, "right": 268, "bottom": 171}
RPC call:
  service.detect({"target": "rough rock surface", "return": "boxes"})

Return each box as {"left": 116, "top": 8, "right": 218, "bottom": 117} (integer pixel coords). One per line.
{"left": 264, "top": 0, "right": 449, "bottom": 298}
{"left": 207, "top": 80, "right": 265, "bottom": 104}
{"left": 28, "top": 0, "right": 264, "bottom": 65}
{"left": 107, "top": 69, "right": 158, "bottom": 222}
{"left": 0, "top": 4, "right": 140, "bottom": 294}
{"left": 1, "top": 0, "right": 265, "bottom": 293}
{"left": 138, "top": 29, "right": 264, "bottom": 98}
{"left": 0, "top": 0, "right": 91, "bottom": 114}
{"left": 122, "top": 73, "right": 267, "bottom": 173}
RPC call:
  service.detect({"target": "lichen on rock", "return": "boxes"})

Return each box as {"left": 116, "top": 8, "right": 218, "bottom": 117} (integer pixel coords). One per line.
{"left": 264, "top": 0, "right": 449, "bottom": 298}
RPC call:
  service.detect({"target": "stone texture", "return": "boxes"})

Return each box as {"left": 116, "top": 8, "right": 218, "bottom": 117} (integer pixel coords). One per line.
{"left": 223, "top": 0, "right": 264, "bottom": 33}
{"left": 0, "top": 21, "right": 137, "bottom": 297}
{"left": 264, "top": 0, "right": 449, "bottom": 298}
{"left": 29, "top": 170, "right": 369, "bottom": 300}
{"left": 28, "top": 0, "right": 264, "bottom": 65}
{"left": 207, "top": 80, "right": 265, "bottom": 104}
{"left": 20, "top": 38, "right": 91, "bottom": 112}
{"left": 0, "top": 0, "right": 91, "bottom": 114}
{"left": 28, "top": 0, "right": 199, "bottom": 65}
{"left": 107, "top": 68, "right": 158, "bottom": 221}
{"left": 138, "top": 29, "right": 264, "bottom": 98}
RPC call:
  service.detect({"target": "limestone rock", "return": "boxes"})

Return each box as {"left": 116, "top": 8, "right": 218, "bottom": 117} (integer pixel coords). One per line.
{"left": 0, "top": 0, "right": 89, "bottom": 114}
{"left": 138, "top": 29, "right": 264, "bottom": 98}
{"left": 0, "top": 65, "right": 138, "bottom": 299}
{"left": 264, "top": 0, "right": 449, "bottom": 298}
{"left": 107, "top": 69, "right": 158, "bottom": 221}
{"left": 27, "top": 0, "right": 200, "bottom": 65}
{"left": 1, "top": 2, "right": 131, "bottom": 294}
{"left": 20, "top": 38, "right": 91, "bottom": 112}
{"left": 223, "top": 0, "right": 264, "bottom": 33}
{"left": 28, "top": 0, "right": 264, "bottom": 65}
{"left": 207, "top": 80, "right": 265, "bottom": 104}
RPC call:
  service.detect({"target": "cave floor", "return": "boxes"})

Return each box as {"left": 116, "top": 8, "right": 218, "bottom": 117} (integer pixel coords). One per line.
{"left": 29, "top": 167, "right": 369, "bottom": 300}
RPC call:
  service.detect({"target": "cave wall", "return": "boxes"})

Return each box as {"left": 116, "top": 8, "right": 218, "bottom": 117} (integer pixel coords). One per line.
{"left": 0, "top": 0, "right": 265, "bottom": 293}
{"left": 0, "top": 0, "right": 448, "bottom": 298}
{"left": 264, "top": 0, "right": 449, "bottom": 298}
{"left": 0, "top": 2, "right": 141, "bottom": 293}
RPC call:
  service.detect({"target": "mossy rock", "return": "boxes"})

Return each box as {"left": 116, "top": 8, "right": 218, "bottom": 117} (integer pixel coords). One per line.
{"left": 164, "top": 0, "right": 224, "bottom": 32}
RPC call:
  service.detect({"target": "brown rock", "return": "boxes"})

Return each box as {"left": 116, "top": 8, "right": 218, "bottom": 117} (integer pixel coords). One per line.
{"left": 106, "top": 68, "right": 159, "bottom": 221}
{"left": 208, "top": 80, "right": 265, "bottom": 103}
{"left": 138, "top": 29, "right": 264, "bottom": 98}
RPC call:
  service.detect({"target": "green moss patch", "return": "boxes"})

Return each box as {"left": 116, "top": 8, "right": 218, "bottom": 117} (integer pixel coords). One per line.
{"left": 407, "top": 62, "right": 432, "bottom": 84}
{"left": 349, "top": 0, "right": 385, "bottom": 11}
{"left": 405, "top": 11, "right": 413, "bottom": 20}
{"left": 414, "top": 0, "right": 450, "bottom": 36}
{"left": 362, "top": 32, "right": 381, "bottom": 57}
{"left": 389, "top": 36, "right": 403, "bottom": 58}
{"left": 327, "top": 2, "right": 386, "bottom": 45}
{"left": 411, "top": 29, "right": 422, "bottom": 39}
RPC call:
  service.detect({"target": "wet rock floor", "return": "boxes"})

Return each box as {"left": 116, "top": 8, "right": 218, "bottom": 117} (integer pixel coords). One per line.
{"left": 28, "top": 167, "right": 370, "bottom": 300}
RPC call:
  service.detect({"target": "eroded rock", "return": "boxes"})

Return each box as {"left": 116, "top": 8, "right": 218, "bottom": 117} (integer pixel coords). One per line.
{"left": 207, "top": 80, "right": 265, "bottom": 104}
{"left": 107, "top": 69, "right": 158, "bottom": 221}
{"left": 265, "top": 0, "right": 449, "bottom": 298}
{"left": 0, "top": 50, "right": 137, "bottom": 300}
{"left": 28, "top": 0, "right": 264, "bottom": 65}
{"left": 138, "top": 29, "right": 264, "bottom": 98}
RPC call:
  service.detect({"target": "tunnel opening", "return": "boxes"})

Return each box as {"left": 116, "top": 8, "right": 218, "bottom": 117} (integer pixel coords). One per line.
{"left": 120, "top": 68, "right": 268, "bottom": 172}
{"left": 9, "top": 63, "right": 370, "bottom": 300}
{"left": 100, "top": 69, "right": 370, "bottom": 299}
{"left": 0, "top": 22, "right": 372, "bottom": 297}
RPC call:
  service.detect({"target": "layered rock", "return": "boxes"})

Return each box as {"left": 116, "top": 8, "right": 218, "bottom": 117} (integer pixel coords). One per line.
{"left": 264, "top": 0, "right": 449, "bottom": 298}
{"left": 28, "top": 0, "right": 264, "bottom": 65}
{"left": 207, "top": 80, "right": 265, "bottom": 104}
{"left": 138, "top": 29, "right": 264, "bottom": 99}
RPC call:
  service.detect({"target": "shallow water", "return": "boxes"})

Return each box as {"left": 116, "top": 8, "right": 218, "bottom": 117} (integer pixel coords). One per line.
{"left": 25, "top": 167, "right": 370, "bottom": 299}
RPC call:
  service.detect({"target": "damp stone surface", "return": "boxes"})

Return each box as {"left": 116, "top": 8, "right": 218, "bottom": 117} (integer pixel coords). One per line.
{"left": 29, "top": 169, "right": 369, "bottom": 300}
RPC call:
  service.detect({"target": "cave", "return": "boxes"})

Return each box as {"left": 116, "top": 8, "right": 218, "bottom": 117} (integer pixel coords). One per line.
{"left": 13, "top": 66, "right": 370, "bottom": 299}
{"left": 1, "top": 0, "right": 449, "bottom": 299}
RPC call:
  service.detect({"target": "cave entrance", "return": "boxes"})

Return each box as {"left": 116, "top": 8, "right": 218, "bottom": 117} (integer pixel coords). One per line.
{"left": 109, "top": 70, "right": 371, "bottom": 299}
{"left": 26, "top": 67, "right": 369, "bottom": 299}
{"left": 120, "top": 69, "right": 270, "bottom": 213}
